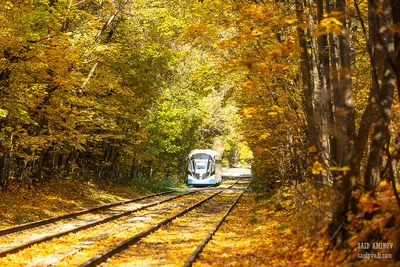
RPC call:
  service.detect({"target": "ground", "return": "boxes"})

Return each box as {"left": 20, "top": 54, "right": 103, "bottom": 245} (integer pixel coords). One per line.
{"left": 0, "top": 180, "right": 397, "bottom": 266}
{"left": 0, "top": 180, "right": 142, "bottom": 228}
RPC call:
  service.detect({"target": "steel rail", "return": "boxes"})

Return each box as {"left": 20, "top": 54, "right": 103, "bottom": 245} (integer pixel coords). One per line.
{"left": 78, "top": 192, "right": 220, "bottom": 267}
{"left": 0, "top": 190, "right": 200, "bottom": 258}
{"left": 78, "top": 178, "right": 243, "bottom": 267}
{"left": 183, "top": 180, "right": 252, "bottom": 267}
{"left": 0, "top": 190, "right": 175, "bottom": 237}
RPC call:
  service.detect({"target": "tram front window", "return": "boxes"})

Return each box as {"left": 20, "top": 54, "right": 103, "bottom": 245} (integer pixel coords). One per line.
{"left": 195, "top": 161, "right": 207, "bottom": 170}
{"left": 193, "top": 159, "right": 208, "bottom": 180}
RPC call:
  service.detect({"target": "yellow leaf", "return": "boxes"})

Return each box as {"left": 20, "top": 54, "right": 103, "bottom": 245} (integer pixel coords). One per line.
{"left": 347, "top": 213, "right": 354, "bottom": 221}
{"left": 312, "top": 161, "right": 323, "bottom": 175}
{"left": 260, "top": 133, "right": 270, "bottom": 140}
{"left": 328, "top": 166, "right": 350, "bottom": 172}
{"left": 309, "top": 146, "right": 317, "bottom": 153}
{"left": 320, "top": 17, "right": 343, "bottom": 27}
{"left": 285, "top": 19, "right": 297, "bottom": 24}
{"left": 0, "top": 108, "right": 7, "bottom": 118}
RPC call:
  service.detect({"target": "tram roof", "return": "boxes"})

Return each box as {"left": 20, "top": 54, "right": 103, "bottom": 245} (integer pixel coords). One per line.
{"left": 189, "top": 149, "right": 221, "bottom": 157}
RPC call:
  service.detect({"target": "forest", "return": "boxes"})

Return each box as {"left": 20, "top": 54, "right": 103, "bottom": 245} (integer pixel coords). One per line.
{"left": 1, "top": 0, "right": 400, "bottom": 265}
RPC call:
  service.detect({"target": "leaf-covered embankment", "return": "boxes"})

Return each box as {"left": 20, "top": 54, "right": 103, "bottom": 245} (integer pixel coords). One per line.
{"left": 195, "top": 190, "right": 397, "bottom": 267}
{"left": 0, "top": 180, "right": 143, "bottom": 228}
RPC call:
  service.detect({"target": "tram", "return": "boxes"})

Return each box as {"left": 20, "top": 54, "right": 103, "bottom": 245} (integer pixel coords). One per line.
{"left": 187, "top": 149, "right": 222, "bottom": 186}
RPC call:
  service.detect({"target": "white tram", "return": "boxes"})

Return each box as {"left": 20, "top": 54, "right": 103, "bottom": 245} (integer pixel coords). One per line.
{"left": 187, "top": 149, "right": 222, "bottom": 186}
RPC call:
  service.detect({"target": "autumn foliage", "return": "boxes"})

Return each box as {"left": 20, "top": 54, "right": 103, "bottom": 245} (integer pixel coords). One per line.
{"left": 1, "top": 0, "right": 400, "bottom": 265}
{"left": 190, "top": 0, "right": 400, "bottom": 264}
{"left": 0, "top": 0, "right": 240, "bottom": 189}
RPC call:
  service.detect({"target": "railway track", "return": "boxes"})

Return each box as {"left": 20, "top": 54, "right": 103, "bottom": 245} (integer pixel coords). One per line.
{"left": 0, "top": 190, "right": 193, "bottom": 257}
{"left": 0, "top": 190, "right": 175, "bottom": 237}
{"left": 183, "top": 182, "right": 249, "bottom": 267}
{"left": 80, "top": 179, "right": 251, "bottom": 267}
{"left": 0, "top": 178, "right": 248, "bottom": 266}
{"left": 85, "top": 181, "right": 250, "bottom": 267}
{"left": 0, "top": 178, "right": 236, "bottom": 255}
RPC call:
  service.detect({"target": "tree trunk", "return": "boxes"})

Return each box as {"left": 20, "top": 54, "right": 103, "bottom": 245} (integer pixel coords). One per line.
{"left": 328, "top": 0, "right": 357, "bottom": 244}
{"left": 328, "top": 0, "right": 396, "bottom": 243}
{"left": 335, "top": 0, "right": 356, "bottom": 167}
{"left": 317, "top": 0, "right": 336, "bottom": 185}
{"left": 0, "top": 154, "right": 10, "bottom": 192}
{"left": 328, "top": 31, "right": 343, "bottom": 167}
{"left": 295, "top": 0, "right": 319, "bottom": 151}
{"left": 365, "top": 0, "right": 396, "bottom": 190}
{"left": 392, "top": 0, "right": 400, "bottom": 94}
{"left": 33, "top": 150, "right": 45, "bottom": 185}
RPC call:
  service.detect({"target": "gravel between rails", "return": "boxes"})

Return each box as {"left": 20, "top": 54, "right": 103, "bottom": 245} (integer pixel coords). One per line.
{"left": 99, "top": 189, "right": 248, "bottom": 266}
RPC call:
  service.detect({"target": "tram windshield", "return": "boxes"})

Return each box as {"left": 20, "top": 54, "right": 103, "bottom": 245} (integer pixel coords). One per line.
{"left": 194, "top": 161, "right": 207, "bottom": 170}
{"left": 192, "top": 153, "right": 210, "bottom": 160}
